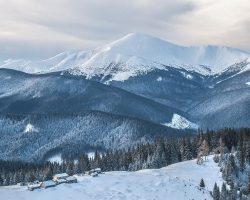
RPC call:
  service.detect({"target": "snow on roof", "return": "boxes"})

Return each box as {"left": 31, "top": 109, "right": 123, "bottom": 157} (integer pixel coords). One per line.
{"left": 42, "top": 180, "right": 56, "bottom": 187}
{"left": 54, "top": 173, "right": 69, "bottom": 178}
{"left": 27, "top": 183, "right": 41, "bottom": 188}
{"left": 2, "top": 156, "right": 223, "bottom": 200}
{"left": 56, "top": 179, "right": 66, "bottom": 183}
{"left": 66, "top": 176, "right": 77, "bottom": 181}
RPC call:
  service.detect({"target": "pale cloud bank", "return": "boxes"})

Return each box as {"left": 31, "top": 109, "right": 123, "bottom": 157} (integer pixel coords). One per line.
{"left": 0, "top": 0, "right": 249, "bottom": 59}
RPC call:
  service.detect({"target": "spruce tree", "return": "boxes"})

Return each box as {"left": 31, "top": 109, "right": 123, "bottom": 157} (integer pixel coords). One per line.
{"left": 220, "top": 182, "right": 227, "bottom": 200}
{"left": 228, "top": 183, "right": 237, "bottom": 200}
{"left": 200, "top": 178, "right": 205, "bottom": 188}
{"left": 248, "top": 172, "right": 250, "bottom": 195}
{"left": 237, "top": 134, "right": 244, "bottom": 171}
{"left": 213, "top": 183, "right": 220, "bottom": 200}
{"left": 246, "top": 141, "right": 250, "bottom": 165}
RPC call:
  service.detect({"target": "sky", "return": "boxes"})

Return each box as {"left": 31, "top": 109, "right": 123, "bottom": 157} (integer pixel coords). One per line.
{"left": 0, "top": 0, "right": 250, "bottom": 60}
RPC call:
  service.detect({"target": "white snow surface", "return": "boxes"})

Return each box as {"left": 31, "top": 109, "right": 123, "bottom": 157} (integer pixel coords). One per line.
{"left": 1, "top": 33, "right": 250, "bottom": 81}
{"left": 163, "top": 114, "right": 198, "bottom": 129}
{"left": 24, "top": 123, "right": 38, "bottom": 133}
{"left": 157, "top": 76, "right": 162, "bottom": 81}
{"left": 246, "top": 82, "right": 250, "bottom": 86}
{"left": 47, "top": 152, "right": 97, "bottom": 164}
{"left": 47, "top": 154, "right": 63, "bottom": 164}
{"left": 0, "top": 156, "right": 222, "bottom": 200}
{"left": 180, "top": 71, "right": 193, "bottom": 80}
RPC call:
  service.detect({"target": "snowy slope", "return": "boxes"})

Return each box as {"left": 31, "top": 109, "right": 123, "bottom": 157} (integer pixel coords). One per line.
{"left": 74, "top": 33, "right": 249, "bottom": 75}
{"left": 163, "top": 114, "right": 198, "bottom": 129}
{"left": 0, "top": 68, "right": 188, "bottom": 125}
{"left": 0, "top": 112, "right": 189, "bottom": 162}
{"left": 0, "top": 51, "right": 93, "bottom": 74}
{"left": 1, "top": 33, "right": 249, "bottom": 81}
{"left": 0, "top": 156, "right": 223, "bottom": 200}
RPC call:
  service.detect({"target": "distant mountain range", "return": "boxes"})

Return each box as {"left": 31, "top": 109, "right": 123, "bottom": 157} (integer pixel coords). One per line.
{"left": 0, "top": 33, "right": 249, "bottom": 161}
{"left": 1, "top": 33, "right": 250, "bottom": 77}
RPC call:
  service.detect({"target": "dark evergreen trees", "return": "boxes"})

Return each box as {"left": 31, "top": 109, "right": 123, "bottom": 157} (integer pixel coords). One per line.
{"left": 200, "top": 178, "right": 205, "bottom": 188}
{"left": 220, "top": 182, "right": 227, "bottom": 200}
{"left": 0, "top": 128, "right": 250, "bottom": 187}
{"left": 212, "top": 183, "right": 220, "bottom": 200}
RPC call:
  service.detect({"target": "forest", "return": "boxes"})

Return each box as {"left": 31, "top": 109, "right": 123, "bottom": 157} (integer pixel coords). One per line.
{"left": 1, "top": 128, "right": 250, "bottom": 199}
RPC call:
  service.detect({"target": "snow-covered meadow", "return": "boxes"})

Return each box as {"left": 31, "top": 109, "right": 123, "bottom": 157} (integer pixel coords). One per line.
{"left": 0, "top": 156, "right": 223, "bottom": 200}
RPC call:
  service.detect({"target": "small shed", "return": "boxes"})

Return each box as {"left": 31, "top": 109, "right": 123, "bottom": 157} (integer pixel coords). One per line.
{"left": 95, "top": 168, "right": 102, "bottom": 174}
{"left": 41, "top": 180, "right": 56, "bottom": 189}
{"left": 56, "top": 178, "right": 67, "bottom": 184}
{"left": 17, "top": 182, "right": 26, "bottom": 186}
{"left": 88, "top": 169, "right": 95, "bottom": 175}
{"left": 66, "top": 176, "right": 77, "bottom": 183}
{"left": 91, "top": 172, "right": 98, "bottom": 177}
{"left": 27, "top": 182, "right": 41, "bottom": 191}
{"left": 89, "top": 168, "right": 102, "bottom": 175}
{"left": 53, "top": 173, "right": 69, "bottom": 181}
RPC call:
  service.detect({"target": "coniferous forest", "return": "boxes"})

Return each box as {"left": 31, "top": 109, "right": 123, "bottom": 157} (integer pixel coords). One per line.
{"left": 1, "top": 127, "right": 250, "bottom": 198}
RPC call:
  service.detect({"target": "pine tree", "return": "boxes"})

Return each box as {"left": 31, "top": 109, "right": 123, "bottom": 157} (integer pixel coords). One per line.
{"left": 213, "top": 183, "right": 220, "bottom": 200}
{"left": 220, "top": 182, "right": 227, "bottom": 200}
{"left": 237, "top": 135, "right": 245, "bottom": 172}
{"left": 228, "top": 183, "right": 237, "bottom": 200}
{"left": 183, "top": 138, "right": 193, "bottom": 161}
{"left": 197, "top": 139, "right": 209, "bottom": 164}
{"left": 239, "top": 190, "right": 243, "bottom": 200}
{"left": 248, "top": 172, "right": 250, "bottom": 196}
{"left": 246, "top": 141, "right": 250, "bottom": 165}
{"left": 200, "top": 178, "right": 205, "bottom": 188}
{"left": 219, "top": 137, "right": 228, "bottom": 164}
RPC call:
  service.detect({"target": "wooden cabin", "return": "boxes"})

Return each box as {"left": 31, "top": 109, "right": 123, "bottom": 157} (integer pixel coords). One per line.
{"left": 95, "top": 168, "right": 102, "bottom": 174}
{"left": 66, "top": 176, "right": 77, "bottom": 183}
{"left": 53, "top": 173, "right": 69, "bottom": 182}
{"left": 89, "top": 168, "right": 102, "bottom": 176}
{"left": 91, "top": 172, "right": 98, "bottom": 177}
{"left": 41, "top": 180, "right": 56, "bottom": 189}
{"left": 27, "top": 182, "right": 41, "bottom": 191}
{"left": 56, "top": 178, "right": 67, "bottom": 184}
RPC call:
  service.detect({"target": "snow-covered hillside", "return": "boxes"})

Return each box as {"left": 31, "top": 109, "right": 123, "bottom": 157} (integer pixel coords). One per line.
{"left": 1, "top": 33, "right": 249, "bottom": 81}
{"left": 163, "top": 114, "right": 198, "bottom": 129}
{"left": 0, "top": 156, "right": 222, "bottom": 200}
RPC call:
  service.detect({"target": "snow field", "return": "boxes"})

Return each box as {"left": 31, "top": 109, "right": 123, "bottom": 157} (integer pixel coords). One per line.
{"left": 1, "top": 156, "right": 223, "bottom": 200}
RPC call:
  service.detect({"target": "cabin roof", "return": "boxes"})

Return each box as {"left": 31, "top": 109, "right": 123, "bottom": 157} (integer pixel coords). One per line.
{"left": 54, "top": 173, "right": 69, "bottom": 178}
{"left": 66, "top": 176, "right": 77, "bottom": 181}
{"left": 56, "top": 179, "right": 66, "bottom": 183}
{"left": 42, "top": 180, "right": 56, "bottom": 187}
{"left": 28, "top": 183, "right": 41, "bottom": 188}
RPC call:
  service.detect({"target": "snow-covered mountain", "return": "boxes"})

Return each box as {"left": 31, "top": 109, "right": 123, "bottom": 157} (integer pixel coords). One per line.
{"left": 1, "top": 33, "right": 250, "bottom": 82}
{"left": 0, "top": 33, "right": 249, "bottom": 163}
{"left": 0, "top": 112, "right": 190, "bottom": 162}
{"left": 0, "top": 68, "right": 188, "bottom": 124}
{"left": 0, "top": 33, "right": 249, "bottom": 129}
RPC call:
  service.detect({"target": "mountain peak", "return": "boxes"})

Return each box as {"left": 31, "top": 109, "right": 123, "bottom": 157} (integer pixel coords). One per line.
{"left": 1, "top": 33, "right": 250, "bottom": 77}
{"left": 116, "top": 32, "right": 168, "bottom": 42}
{"left": 106, "top": 32, "right": 176, "bottom": 51}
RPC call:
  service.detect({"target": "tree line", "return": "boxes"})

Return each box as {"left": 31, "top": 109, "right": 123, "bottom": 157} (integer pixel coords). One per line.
{"left": 0, "top": 128, "right": 250, "bottom": 189}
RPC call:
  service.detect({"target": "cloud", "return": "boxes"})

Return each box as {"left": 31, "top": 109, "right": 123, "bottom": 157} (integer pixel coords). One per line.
{"left": 0, "top": 0, "right": 249, "bottom": 59}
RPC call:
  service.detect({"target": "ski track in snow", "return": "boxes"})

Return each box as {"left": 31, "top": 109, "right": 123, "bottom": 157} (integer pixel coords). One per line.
{"left": 0, "top": 156, "right": 223, "bottom": 200}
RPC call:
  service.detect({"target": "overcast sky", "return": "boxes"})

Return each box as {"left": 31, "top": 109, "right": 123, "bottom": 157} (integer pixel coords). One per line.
{"left": 0, "top": 0, "right": 249, "bottom": 60}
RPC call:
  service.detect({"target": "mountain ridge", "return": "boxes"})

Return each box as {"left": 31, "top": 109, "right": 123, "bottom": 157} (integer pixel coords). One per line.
{"left": 1, "top": 33, "right": 249, "bottom": 80}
